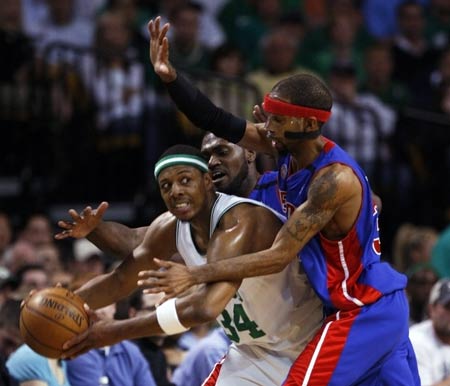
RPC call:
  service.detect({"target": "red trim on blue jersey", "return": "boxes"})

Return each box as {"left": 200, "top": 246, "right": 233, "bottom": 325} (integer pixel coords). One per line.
{"left": 284, "top": 308, "right": 362, "bottom": 385}
{"left": 320, "top": 228, "right": 383, "bottom": 310}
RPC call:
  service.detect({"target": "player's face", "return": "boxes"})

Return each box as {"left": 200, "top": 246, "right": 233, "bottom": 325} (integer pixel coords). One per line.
{"left": 430, "top": 302, "right": 450, "bottom": 338}
{"left": 158, "top": 165, "right": 212, "bottom": 221}
{"left": 264, "top": 92, "right": 316, "bottom": 153}
{"left": 201, "top": 134, "right": 249, "bottom": 194}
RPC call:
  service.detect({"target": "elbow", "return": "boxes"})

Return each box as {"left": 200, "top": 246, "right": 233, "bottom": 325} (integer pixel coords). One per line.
{"left": 187, "top": 295, "right": 222, "bottom": 324}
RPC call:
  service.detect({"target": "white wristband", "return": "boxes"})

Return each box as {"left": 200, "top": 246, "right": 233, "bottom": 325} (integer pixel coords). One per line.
{"left": 156, "top": 298, "right": 189, "bottom": 335}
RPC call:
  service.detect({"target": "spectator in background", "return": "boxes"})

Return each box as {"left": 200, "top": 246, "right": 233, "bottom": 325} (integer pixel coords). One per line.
{"left": 127, "top": 290, "right": 175, "bottom": 386}
{"left": 0, "top": 298, "right": 23, "bottom": 359}
{"left": 362, "top": 0, "right": 430, "bottom": 40}
{"left": 222, "top": 0, "right": 284, "bottom": 69}
{"left": 302, "top": 6, "right": 371, "bottom": 83}
{"left": 409, "top": 278, "right": 450, "bottom": 385}
{"left": 67, "top": 302, "right": 157, "bottom": 386}
{"left": 431, "top": 224, "right": 450, "bottom": 278}
{"left": 325, "top": 62, "right": 396, "bottom": 190}
{"left": 419, "top": 47, "right": 450, "bottom": 111}
{"left": 0, "top": 212, "right": 13, "bottom": 262}
{"left": 80, "top": 10, "right": 146, "bottom": 200}
{"left": 392, "top": 223, "right": 438, "bottom": 273}
{"left": 72, "top": 238, "right": 108, "bottom": 275}
{"left": 360, "top": 43, "right": 411, "bottom": 110}
{"left": 155, "top": 0, "right": 225, "bottom": 50}
{"left": 13, "top": 263, "right": 49, "bottom": 299}
{"left": 19, "top": 214, "right": 53, "bottom": 249}
{"left": 171, "top": 327, "right": 230, "bottom": 386}
{"left": 7, "top": 344, "right": 71, "bottom": 386}
{"left": 406, "top": 264, "right": 439, "bottom": 325}
{"left": 0, "top": 0, "right": 34, "bottom": 84}
{"left": 0, "top": 271, "right": 16, "bottom": 310}
{"left": 33, "top": 0, "right": 94, "bottom": 60}
{"left": 36, "top": 243, "right": 63, "bottom": 278}
{"left": 210, "top": 43, "right": 246, "bottom": 78}
{"left": 167, "top": 2, "right": 210, "bottom": 72}
{"left": 3, "top": 240, "right": 39, "bottom": 275}
{"left": 392, "top": 1, "right": 440, "bottom": 99}
{"left": 426, "top": 0, "right": 450, "bottom": 50}
{"left": 246, "top": 27, "right": 312, "bottom": 96}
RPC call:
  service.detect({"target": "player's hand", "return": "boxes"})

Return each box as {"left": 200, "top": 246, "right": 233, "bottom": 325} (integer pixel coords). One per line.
{"left": 137, "top": 259, "right": 196, "bottom": 304}
{"left": 20, "top": 289, "right": 37, "bottom": 309}
{"left": 61, "top": 306, "right": 118, "bottom": 359}
{"left": 148, "top": 17, "right": 176, "bottom": 82}
{"left": 253, "top": 104, "right": 268, "bottom": 123}
{"left": 55, "top": 202, "right": 109, "bottom": 240}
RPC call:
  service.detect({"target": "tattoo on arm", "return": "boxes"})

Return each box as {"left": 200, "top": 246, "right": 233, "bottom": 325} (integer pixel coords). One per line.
{"left": 284, "top": 168, "right": 340, "bottom": 244}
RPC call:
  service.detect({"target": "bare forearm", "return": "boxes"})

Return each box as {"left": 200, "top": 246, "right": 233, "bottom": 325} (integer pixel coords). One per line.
{"left": 87, "top": 222, "right": 147, "bottom": 259}
{"left": 75, "top": 271, "right": 136, "bottom": 309}
{"left": 190, "top": 248, "right": 292, "bottom": 285}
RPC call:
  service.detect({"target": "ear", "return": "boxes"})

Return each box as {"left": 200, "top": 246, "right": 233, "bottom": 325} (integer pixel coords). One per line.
{"left": 245, "top": 149, "right": 256, "bottom": 163}
{"left": 204, "top": 172, "right": 214, "bottom": 190}
{"left": 306, "top": 117, "right": 319, "bottom": 132}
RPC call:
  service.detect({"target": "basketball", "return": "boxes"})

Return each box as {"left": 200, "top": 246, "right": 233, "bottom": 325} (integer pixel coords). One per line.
{"left": 20, "top": 287, "right": 89, "bottom": 358}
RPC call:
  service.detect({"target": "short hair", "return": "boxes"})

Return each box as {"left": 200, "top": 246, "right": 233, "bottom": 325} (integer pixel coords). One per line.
{"left": 271, "top": 73, "right": 333, "bottom": 111}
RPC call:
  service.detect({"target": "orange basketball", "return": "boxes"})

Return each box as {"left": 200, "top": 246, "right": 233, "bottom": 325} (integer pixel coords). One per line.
{"left": 20, "top": 287, "right": 89, "bottom": 358}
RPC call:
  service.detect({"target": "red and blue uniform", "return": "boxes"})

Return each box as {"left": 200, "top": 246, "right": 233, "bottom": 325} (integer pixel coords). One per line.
{"left": 275, "top": 138, "right": 420, "bottom": 385}
{"left": 248, "top": 171, "right": 283, "bottom": 215}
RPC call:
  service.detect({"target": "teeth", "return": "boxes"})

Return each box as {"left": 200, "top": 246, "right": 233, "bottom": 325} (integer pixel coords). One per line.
{"left": 175, "top": 203, "right": 188, "bottom": 208}
{"left": 212, "top": 171, "right": 225, "bottom": 179}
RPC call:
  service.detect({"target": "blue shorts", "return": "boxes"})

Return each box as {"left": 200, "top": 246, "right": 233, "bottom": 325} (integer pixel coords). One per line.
{"left": 283, "top": 290, "right": 420, "bottom": 385}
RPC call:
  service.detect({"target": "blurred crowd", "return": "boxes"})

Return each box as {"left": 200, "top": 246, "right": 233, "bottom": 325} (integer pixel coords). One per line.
{"left": 1, "top": 0, "right": 450, "bottom": 385}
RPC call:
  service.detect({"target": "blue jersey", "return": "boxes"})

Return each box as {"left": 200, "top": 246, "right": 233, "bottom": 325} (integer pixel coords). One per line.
{"left": 249, "top": 171, "right": 283, "bottom": 215}
{"left": 277, "top": 137, "right": 406, "bottom": 312}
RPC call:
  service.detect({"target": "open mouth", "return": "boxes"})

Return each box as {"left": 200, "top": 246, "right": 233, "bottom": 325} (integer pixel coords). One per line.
{"left": 211, "top": 170, "right": 226, "bottom": 182}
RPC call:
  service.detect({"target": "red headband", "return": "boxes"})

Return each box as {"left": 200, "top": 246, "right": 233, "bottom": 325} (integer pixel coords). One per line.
{"left": 263, "top": 94, "right": 331, "bottom": 122}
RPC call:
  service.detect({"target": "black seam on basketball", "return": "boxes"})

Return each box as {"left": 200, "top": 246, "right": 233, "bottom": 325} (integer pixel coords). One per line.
{"left": 24, "top": 303, "right": 85, "bottom": 335}
{"left": 20, "top": 312, "right": 60, "bottom": 353}
{"left": 39, "top": 292, "right": 87, "bottom": 316}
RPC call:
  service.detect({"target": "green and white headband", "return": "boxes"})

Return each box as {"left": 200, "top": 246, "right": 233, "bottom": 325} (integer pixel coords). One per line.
{"left": 154, "top": 154, "right": 209, "bottom": 179}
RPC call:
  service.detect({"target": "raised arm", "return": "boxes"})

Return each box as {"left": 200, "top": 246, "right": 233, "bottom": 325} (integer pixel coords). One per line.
{"left": 148, "top": 17, "right": 273, "bottom": 155}
{"left": 55, "top": 202, "right": 147, "bottom": 259}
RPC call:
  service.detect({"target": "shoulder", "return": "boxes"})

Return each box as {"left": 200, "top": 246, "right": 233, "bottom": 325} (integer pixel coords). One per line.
{"left": 309, "top": 163, "right": 361, "bottom": 204}
{"left": 145, "top": 211, "right": 177, "bottom": 242}
{"left": 221, "top": 201, "right": 281, "bottom": 226}
{"left": 6, "top": 345, "right": 48, "bottom": 380}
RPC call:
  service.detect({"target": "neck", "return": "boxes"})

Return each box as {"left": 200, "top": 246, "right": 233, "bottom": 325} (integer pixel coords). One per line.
{"left": 189, "top": 192, "right": 218, "bottom": 252}
{"left": 241, "top": 172, "right": 261, "bottom": 198}
{"left": 288, "top": 136, "right": 326, "bottom": 172}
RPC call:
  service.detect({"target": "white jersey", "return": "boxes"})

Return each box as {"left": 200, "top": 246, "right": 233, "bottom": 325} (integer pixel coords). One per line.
{"left": 176, "top": 192, "right": 323, "bottom": 361}
{"left": 409, "top": 319, "right": 450, "bottom": 385}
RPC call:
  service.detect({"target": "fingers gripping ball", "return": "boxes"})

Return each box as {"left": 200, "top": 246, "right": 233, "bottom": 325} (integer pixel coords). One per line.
{"left": 20, "top": 287, "right": 89, "bottom": 358}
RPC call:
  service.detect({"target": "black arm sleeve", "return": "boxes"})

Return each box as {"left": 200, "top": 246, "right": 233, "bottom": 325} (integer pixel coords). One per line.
{"left": 165, "top": 73, "right": 247, "bottom": 143}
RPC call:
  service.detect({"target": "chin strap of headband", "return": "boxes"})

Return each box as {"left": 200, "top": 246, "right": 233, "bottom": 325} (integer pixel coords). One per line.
{"left": 263, "top": 94, "right": 331, "bottom": 122}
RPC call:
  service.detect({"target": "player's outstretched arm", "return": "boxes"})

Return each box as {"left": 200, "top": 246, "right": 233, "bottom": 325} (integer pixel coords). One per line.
{"left": 138, "top": 259, "right": 196, "bottom": 303}
{"left": 148, "top": 17, "right": 273, "bottom": 155}
{"left": 55, "top": 201, "right": 147, "bottom": 259}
